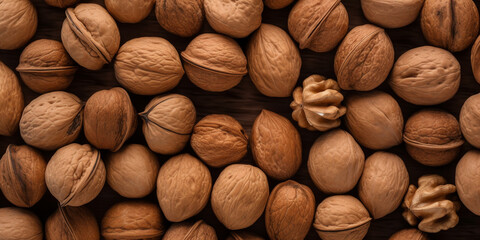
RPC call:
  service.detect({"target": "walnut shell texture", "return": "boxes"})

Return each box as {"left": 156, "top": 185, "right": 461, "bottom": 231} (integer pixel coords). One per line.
{"left": 0, "top": 207, "right": 43, "bottom": 240}
{"left": 0, "top": 61, "right": 24, "bottom": 136}
{"left": 472, "top": 35, "right": 480, "bottom": 84}
{"left": 456, "top": 150, "right": 480, "bottom": 216}
{"left": 227, "top": 231, "right": 265, "bottom": 240}
{"left": 389, "top": 228, "right": 429, "bottom": 240}
{"left": 361, "top": 0, "right": 425, "bottom": 28}
{"left": 44, "top": 0, "right": 78, "bottom": 8}
{"left": 105, "top": 0, "right": 155, "bottom": 23}
{"left": 46, "top": 206, "right": 99, "bottom": 240}
{"left": 460, "top": 93, "right": 480, "bottom": 148}
{"left": 155, "top": 0, "right": 204, "bottom": 37}
{"left": 265, "top": 0, "right": 294, "bottom": 9}
{"left": 0, "top": 0, "right": 37, "bottom": 50}
{"left": 163, "top": 220, "right": 217, "bottom": 240}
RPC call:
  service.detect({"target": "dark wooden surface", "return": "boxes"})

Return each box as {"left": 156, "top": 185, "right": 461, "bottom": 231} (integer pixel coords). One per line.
{"left": 2, "top": 0, "right": 480, "bottom": 239}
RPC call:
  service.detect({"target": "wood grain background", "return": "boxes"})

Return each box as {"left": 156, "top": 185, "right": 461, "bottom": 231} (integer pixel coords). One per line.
{"left": 2, "top": 0, "right": 480, "bottom": 239}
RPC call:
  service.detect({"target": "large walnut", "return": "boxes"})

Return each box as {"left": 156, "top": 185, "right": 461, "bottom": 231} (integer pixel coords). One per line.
{"left": 46, "top": 206, "right": 99, "bottom": 240}
{"left": 163, "top": 220, "right": 217, "bottom": 240}
{"left": 456, "top": 151, "right": 480, "bottom": 216}
{"left": 0, "top": 0, "right": 37, "bottom": 50}
{"left": 361, "top": 0, "right": 424, "bottom": 28}
{"left": 105, "top": 0, "right": 155, "bottom": 23}
{"left": 155, "top": 0, "right": 204, "bottom": 37}
{"left": 0, "top": 61, "right": 24, "bottom": 136}
{"left": 0, "top": 207, "right": 43, "bottom": 240}
{"left": 460, "top": 93, "right": 480, "bottom": 148}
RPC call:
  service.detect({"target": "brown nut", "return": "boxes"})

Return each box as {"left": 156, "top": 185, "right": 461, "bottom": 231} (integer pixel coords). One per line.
{"left": 105, "top": 0, "right": 155, "bottom": 23}
{"left": 106, "top": 144, "right": 160, "bottom": 198}
{"left": 191, "top": 114, "right": 248, "bottom": 167}
{"left": 265, "top": 180, "right": 315, "bottom": 240}
{"left": 45, "top": 143, "right": 106, "bottom": 207}
{"left": 308, "top": 129, "right": 365, "bottom": 194}
{"left": 456, "top": 150, "right": 480, "bottom": 216}
{"left": 16, "top": 39, "right": 77, "bottom": 93}
{"left": 114, "top": 37, "right": 184, "bottom": 95}
{"left": 358, "top": 152, "right": 409, "bottom": 219}
{"left": 460, "top": 93, "right": 480, "bottom": 148}
{"left": 265, "top": 0, "right": 294, "bottom": 9}
{"left": 157, "top": 154, "right": 212, "bottom": 222}
{"left": 0, "top": 61, "right": 24, "bottom": 136}
{"left": 472, "top": 35, "right": 480, "bottom": 84}
{"left": 389, "top": 229, "right": 429, "bottom": 240}
{"left": 251, "top": 109, "right": 302, "bottom": 180}
{"left": 204, "top": 0, "right": 263, "bottom": 38}
{"left": 163, "top": 220, "right": 217, "bottom": 240}
{"left": 291, "top": 75, "right": 346, "bottom": 131}
{"left": 227, "top": 231, "right": 265, "bottom": 240}
{"left": 335, "top": 24, "right": 394, "bottom": 91}
{"left": 313, "top": 195, "right": 372, "bottom": 240}
{"left": 46, "top": 206, "right": 99, "bottom": 240}
{"left": 389, "top": 46, "right": 461, "bottom": 105}
{"left": 20, "top": 91, "right": 83, "bottom": 151}
{"left": 0, "top": 207, "right": 42, "bottom": 240}
{"left": 44, "top": 0, "right": 78, "bottom": 8}
{"left": 211, "top": 164, "right": 269, "bottom": 230}
{"left": 84, "top": 87, "right": 137, "bottom": 152}
{"left": 361, "top": 0, "right": 424, "bottom": 28}
{"left": 0, "top": 145, "right": 46, "bottom": 208}
{"left": 101, "top": 201, "right": 165, "bottom": 240}
{"left": 140, "top": 94, "right": 196, "bottom": 155}
{"left": 421, "top": 0, "right": 479, "bottom": 52}
{"left": 288, "top": 0, "right": 349, "bottom": 53}
{"left": 61, "top": 3, "right": 120, "bottom": 70}
{"left": 345, "top": 91, "right": 404, "bottom": 150}
{"left": 155, "top": 0, "right": 204, "bottom": 37}
{"left": 0, "top": 0, "right": 37, "bottom": 50}
{"left": 404, "top": 109, "right": 463, "bottom": 166}
{"left": 181, "top": 33, "right": 247, "bottom": 92}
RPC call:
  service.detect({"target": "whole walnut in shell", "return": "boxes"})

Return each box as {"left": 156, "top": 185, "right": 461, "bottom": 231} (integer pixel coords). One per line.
{"left": 0, "top": 145, "right": 46, "bottom": 208}
{"left": 227, "top": 231, "right": 265, "bottom": 240}
{"left": 460, "top": 93, "right": 480, "bottom": 148}
{"left": 251, "top": 110, "right": 302, "bottom": 180}
{"left": 20, "top": 91, "right": 83, "bottom": 151}
{"left": 361, "top": 0, "right": 424, "bottom": 28}
{"left": 0, "top": 0, "right": 37, "bottom": 50}
{"left": 314, "top": 195, "right": 372, "bottom": 240}
{"left": 389, "top": 46, "right": 461, "bottom": 105}
{"left": 163, "top": 220, "right": 217, "bottom": 240}
{"left": 105, "top": 0, "right": 155, "bottom": 23}
{"left": 61, "top": 3, "right": 120, "bottom": 70}
{"left": 115, "top": 37, "right": 184, "bottom": 95}
{"left": 335, "top": 24, "right": 394, "bottom": 91}
{"left": 181, "top": 33, "right": 247, "bottom": 92}
{"left": 46, "top": 206, "right": 99, "bottom": 240}
{"left": 157, "top": 154, "right": 212, "bottom": 222}
{"left": 16, "top": 39, "right": 77, "bottom": 93}
{"left": 288, "top": 0, "right": 349, "bottom": 53}
{"left": 291, "top": 75, "right": 346, "bottom": 131}
{"left": 308, "top": 129, "right": 365, "bottom": 194}
{"left": 389, "top": 229, "right": 429, "bottom": 240}
{"left": 191, "top": 114, "right": 248, "bottom": 167}
{"left": 44, "top": 0, "right": 78, "bottom": 8}
{"left": 456, "top": 150, "right": 480, "bottom": 216}
{"left": 345, "top": 91, "right": 404, "bottom": 150}
{"left": 265, "top": 0, "right": 294, "bottom": 9}
{"left": 0, "top": 207, "right": 43, "bottom": 240}
{"left": 102, "top": 201, "right": 165, "bottom": 240}
{"left": 155, "top": 0, "right": 204, "bottom": 37}
{"left": 204, "top": 0, "right": 263, "bottom": 38}
{"left": 106, "top": 144, "right": 160, "bottom": 198}
{"left": 211, "top": 164, "right": 269, "bottom": 230}
{"left": 84, "top": 87, "right": 137, "bottom": 152}
{"left": 421, "top": 0, "right": 479, "bottom": 52}
{"left": 265, "top": 180, "right": 315, "bottom": 240}
{"left": 247, "top": 24, "right": 301, "bottom": 97}
{"left": 0, "top": 61, "right": 24, "bottom": 136}
{"left": 140, "top": 94, "right": 196, "bottom": 155}
{"left": 45, "top": 143, "right": 106, "bottom": 207}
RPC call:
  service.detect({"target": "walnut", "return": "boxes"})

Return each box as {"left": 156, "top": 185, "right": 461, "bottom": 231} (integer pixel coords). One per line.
{"left": 389, "top": 229, "right": 429, "bottom": 240}
{"left": 402, "top": 175, "right": 460, "bottom": 233}
{"left": 460, "top": 93, "right": 480, "bottom": 148}
{"left": 290, "top": 75, "right": 346, "bottom": 131}
{"left": 472, "top": 36, "right": 480, "bottom": 84}
{"left": 361, "top": 0, "right": 424, "bottom": 28}
{"left": 456, "top": 151, "right": 480, "bottom": 216}
{"left": 155, "top": 0, "right": 204, "bottom": 37}
{"left": 0, "top": 61, "right": 24, "bottom": 136}
{"left": 227, "top": 231, "right": 265, "bottom": 240}
{"left": 105, "top": 0, "right": 155, "bottom": 23}
{"left": 163, "top": 220, "right": 217, "bottom": 240}
{"left": 0, "top": 0, "right": 37, "bottom": 50}
{"left": 0, "top": 207, "right": 42, "bottom": 240}
{"left": 265, "top": 0, "right": 294, "bottom": 9}
{"left": 44, "top": 0, "right": 78, "bottom": 8}
{"left": 46, "top": 206, "right": 100, "bottom": 240}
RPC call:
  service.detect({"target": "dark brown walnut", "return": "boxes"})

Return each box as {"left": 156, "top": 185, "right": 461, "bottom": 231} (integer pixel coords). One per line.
{"left": 0, "top": 61, "right": 24, "bottom": 136}
{"left": 84, "top": 87, "right": 137, "bottom": 152}
{"left": 191, "top": 114, "right": 248, "bottom": 167}
{"left": 421, "top": 0, "right": 479, "bottom": 52}
{"left": 0, "top": 0, "right": 37, "bottom": 50}
{"left": 265, "top": 0, "right": 294, "bottom": 9}
{"left": 46, "top": 206, "right": 100, "bottom": 240}
{"left": 102, "top": 201, "right": 165, "bottom": 240}
{"left": 361, "top": 0, "right": 425, "bottom": 28}
{"left": 227, "top": 231, "right": 265, "bottom": 240}
{"left": 0, "top": 207, "right": 43, "bottom": 240}
{"left": 389, "top": 229, "right": 429, "bottom": 240}
{"left": 44, "top": 0, "right": 78, "bottom": 8}
{"left": 0, "top": 145, "right": 46, "bottom": 208}
{"left": 460, "top": 93, "right": 480, "bottom": 148}
{"left": 288, "top": 0, "right": 349, "bottom": 53}
{"left": 265, "top": 180, "right": 315, "bottom": 240}
{"left": 472, "top": 35, "right": 480, "bottom": 84}
{"left": 251, "top": 110, "right": 302, "bottom": 180}
{"left": 404, "top": 109, "right": 463, "bottom": 166}
{"left": 335, "top": 24, "right": 394, "bottom": 91}
{"left": 456, "top": 151, "right": 480, "bottom": 216}
{"left": 156, "top": 0, "right": 204, "bottom": 37}
{"left": 163, "top": 220, "right": 217, "bottom": 240}
{"left": 105, "top": 0, "right": 155, "bottom": 23}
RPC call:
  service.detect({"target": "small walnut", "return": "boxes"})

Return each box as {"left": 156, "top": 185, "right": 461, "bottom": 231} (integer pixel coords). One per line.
{"left": 46, "top": 206, "right": 100, "bottom": 240}
{"left": 460, "top": 93, "right": 480, "bottom": 148}
{"left": 265, "top": 0, "right": 294, "bottom": 9}
{"left": 0, "top": 0, "right": 37, "bottom": 50}
{"left": 163, "top": 220, "right": 217, "bottom": 240}
{"left": 0, "top": 61, "right": 24, "bottom": 136}
{"left": 456, "top": 151, "right": 480, "bottom": 216}
{"left": 44, "top": 0, "right": 78, "bottom": 8}
{"left": 402, "top": 175, "right": 459, "bottom": 233}
{"left": 0, "top": 207, "right": 43, "bottom": 240}
{"left": 290, "top": 75, "right": 346, "bottom": 131}
{"left": 227, "top": 231, "right": 265, "bottom": 240}
{"left": 361, "top": 0, "right": 424, "bottom": 28}
{"left": 389, "top": 229, "right": 429, "bottom": 240}
{"left": 155, "top": 0, "right": 204, "bottom": 37}
{"left": 105, "top": 0, "right": 155, "bottom": 23}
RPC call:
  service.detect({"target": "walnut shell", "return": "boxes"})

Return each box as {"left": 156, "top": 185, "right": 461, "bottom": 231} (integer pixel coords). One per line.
{"left": 84, "top": 87, "right": 137, "bottom": 152}
{"left": 361, "top": 0, "right": 424, "bottom": 28}
{"left": 227, "top": 231, "right": 265, "bottom": 240}
{"left": 0, "top": 145, "right": 46, "bottom": 208}
{"left": 389, "top": 46, "right": 461, "bottom": 105}
{"left": 251, "top": 109, "right": 302, "bottom": 180}
{"left": 204, "top": 0, "right": 263, "bottom": 38}
{"left": 265, "top": 0, "right": 294, "bottom": 9}
{"left": 155, "top": 0, "right": 204, "bottom": 37}
{"left": 345, "top": 91, "right": 404, "bottom": 150}
{"left": 389, "top": 229, "right": 429, "bottom": 240}
{"left": 20, "top": 91, "right": 83, "bottom": 151}
{"left": 163, "top": 220, "right": 217, "bottom": 240}
{"left": 421, "top": 0, "right": 479, "bottom": 52}
{"left": 16, "top": 39, "right": 77, "bottom": 93}
{"left": 157, "top": 154, "right": 212, "bottom": 222}
{"left": 46, "top": 206, "right": 99, "bottom": 240}
{"left": 140, "top": 94, "right": 196, "bottom": 155}
{"left": 308, "top": 129, "right": 365, "bottom": 194}
{"left": 404, "top": 109, "right": 463, "bottom": 166}
{"left": 191, "top": 114, "right": 248, "bottom": 167}
{"left": 105, "top": 0, "right": 155, "bottom": 23}
{"left": 456, "top": 150, "right": 480, "bottom": 216}
{"left": 211, "top": 164, "right": 269, "bottom": 230}
{"left": 288, "top": 0, "right": 349, "bottom": 52}
{"left": 313, "top": 195, "right": 372, "bottom": 240}
{"left": 45, "top": 143, "right": 106, "bottom": 207}
{"left": 61, "top": 3, "right": 120, "bottom": 70}
{"left": 472, "top": 35, "right": 480, "bottom": 84}
{"left": 247, "top": 24, "right": 301, "bottom": 97}
{"left": 0, "top": 61, "right": 24, "bottom": 136}
{"left": 106, "top": 144, "right": 160, "bottom": 198}
{"left": 335, "top": 24, "right": 394, "bottom": 91}
{"left": 460, "top": 93, "right": 480, "bottom": 148}
{"left": 0, "top": 0, "right": 37, "bottom": 50}
{"left": 44, "top": 0, "right": 78, "bottom": 8}
{"left": 181, "top": 33, "right": 247, "bottom": 92}
{"left": 101, "top": 201, "right": 165, "bottom": 240}
{"left": 114, "top": 37, "right": 184, "bottom": 95}
{"left": 358, "top": 152, "right": 409, "bottom": 219}
{"left": 265, "top": 180, "right": 315, "bottom": 240}
{"left": 0, "top": 207, "right": 43, "bottom": 240}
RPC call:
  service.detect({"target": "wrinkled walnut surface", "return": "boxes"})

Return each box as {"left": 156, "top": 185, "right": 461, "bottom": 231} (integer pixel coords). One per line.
{"left": 0, "top": 207, "right": 43, "bottom": 240}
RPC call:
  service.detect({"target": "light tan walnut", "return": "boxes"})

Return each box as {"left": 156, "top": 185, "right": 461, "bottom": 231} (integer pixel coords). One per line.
{"left": 163, "top": 220, "right": 217, "bottom": 240}
{"left": 389, "top": 228, "right": 429, "bottom": 240}
{"left": 105, "top": 0, "right": 155, "bottom": 23}
{"left": 0, "top": 0, "right": 37, "bottom": 50}
{"left": 0, "top": 207, "right": 43, "bottom": 240}
{"left": 0, "top": 61, "right": 24, "bottom": 136}
{"left": 155, "top": 0, "right": 204, "bottom": 37}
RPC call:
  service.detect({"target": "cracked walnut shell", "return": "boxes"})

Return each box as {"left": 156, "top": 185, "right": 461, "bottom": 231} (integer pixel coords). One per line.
{"left": 163, "top": 220, "right": 217, "bottom": 240}
{"left": 105, "top": 0, "right": 155, "bottom": 23}
{"left": 389, "top": 229, "right": 428, "bottom": 240}
{"left": 0, "top": 0, "right": 37, "bottom": 50}
{"left": 155, "top": 0, "right": 204, "bottom": 37}
{"left": 0, "top": 61, "right": 24, "bottom": 136}
{"left": 456, "top": 151, "right": 480, "bottom": 216}
{"left": 361, "top": 0, "right": 424, "bottom": 28}
{"left": 0, "top": 207, "right": 43, "bottom": 240}
{"left": 46, "top": 206, "right": 99, "bottom": 240}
